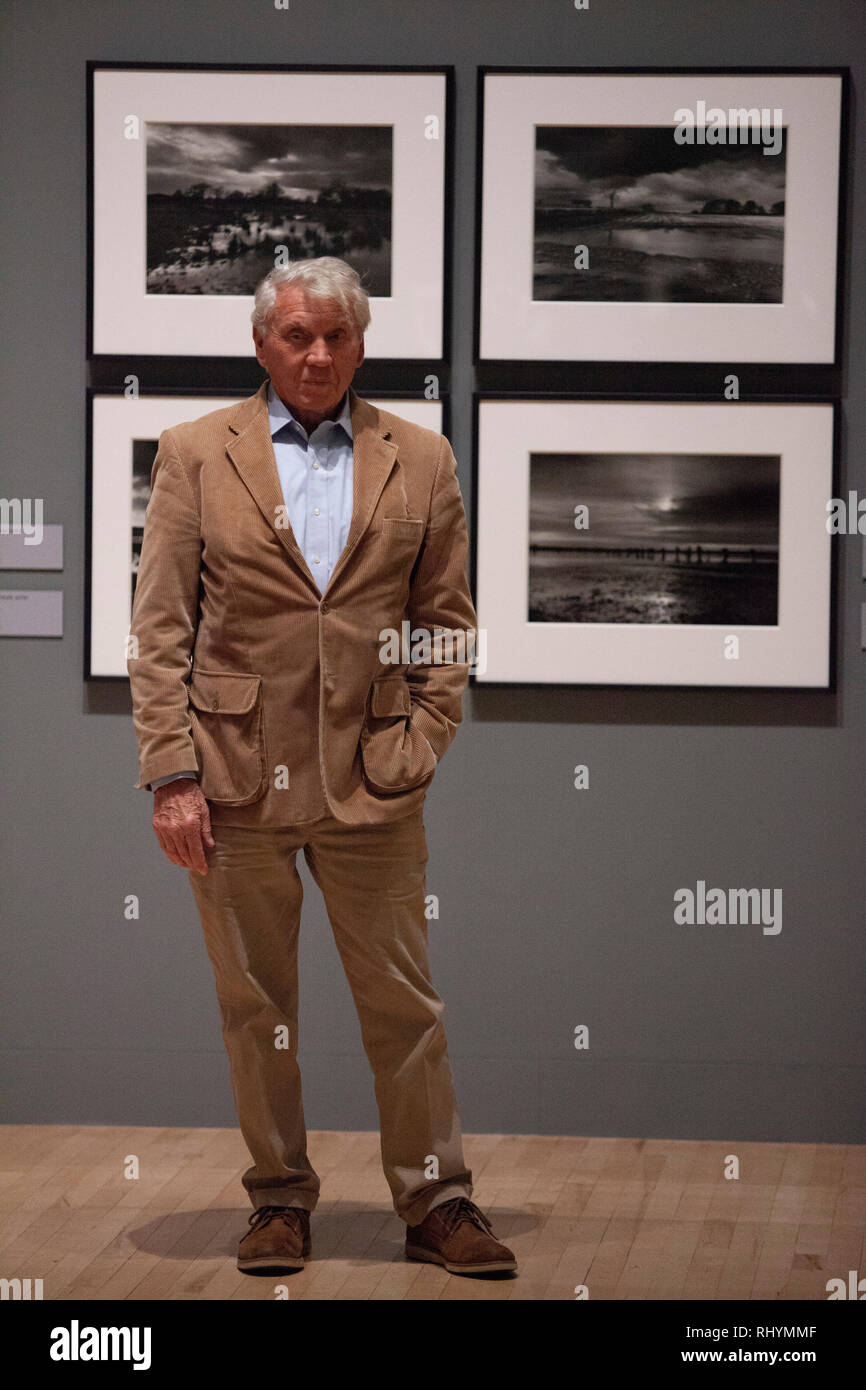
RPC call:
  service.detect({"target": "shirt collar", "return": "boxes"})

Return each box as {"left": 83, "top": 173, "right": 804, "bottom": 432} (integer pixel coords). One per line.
{"left": 267, "top": 381, "right": 353, "bottom": 442}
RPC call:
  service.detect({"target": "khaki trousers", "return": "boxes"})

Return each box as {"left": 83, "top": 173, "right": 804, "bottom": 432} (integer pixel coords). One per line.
{"left": 188, "top": 805, "right": 473, "bottom": 1226}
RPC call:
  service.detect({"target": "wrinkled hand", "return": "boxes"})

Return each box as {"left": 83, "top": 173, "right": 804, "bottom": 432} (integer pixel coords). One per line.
{"left": 152, "top": 779, "right": 214, "bottom": 874}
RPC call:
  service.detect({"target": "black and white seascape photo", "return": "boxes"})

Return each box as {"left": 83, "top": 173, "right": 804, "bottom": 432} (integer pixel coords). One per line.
{"left": 533, "top": 126, "right": 786, "bottom": 303}
{"left": 146, "top": 123, "right": 392, "bottom": 296}
{"left": 528, "top": 452, "right": 780, "bottom": 626}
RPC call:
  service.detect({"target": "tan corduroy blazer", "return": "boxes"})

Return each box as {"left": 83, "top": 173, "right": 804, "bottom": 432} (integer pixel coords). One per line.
{"left": 128, "top": 380, "right": 478, "bottom": 827}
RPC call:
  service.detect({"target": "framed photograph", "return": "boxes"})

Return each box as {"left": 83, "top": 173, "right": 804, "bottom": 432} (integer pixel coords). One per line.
{"left": 87, "top": 390, "right": 446, "bottom": 679}
{"left": 88, "top": 64, "right": 451, "bottom": 359}
{"left": 473, "top": 398, "right": 835, "bottom": 688}
{"left": 477, "top": 69, "right": 845, "bottom": 363}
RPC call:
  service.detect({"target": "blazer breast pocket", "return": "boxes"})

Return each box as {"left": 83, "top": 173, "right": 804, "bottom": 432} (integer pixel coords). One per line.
{"left": 187, "top": 670, "right": 267, "bottom": 806}
{"left": 375, "top": 516, "right": 426, "bottom": 577}
{"left": 382, "top": 516, "right": 426, "bottom": 539}
{"left": 380, "top": 515, "right": 426, "bottom": 551}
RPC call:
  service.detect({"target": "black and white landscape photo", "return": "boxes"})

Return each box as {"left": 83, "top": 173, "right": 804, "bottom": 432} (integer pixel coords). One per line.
{"left": 130, "top": 439, "right": 156, "bottom": 601}
{"left": 528, "top": 452, "right": 780, "bottom": 625}
{"left": 146, "top": 123, "right": 392, "bottom": 295}
{"left": 534, "top": 126, "right": 786, "bottom": 303}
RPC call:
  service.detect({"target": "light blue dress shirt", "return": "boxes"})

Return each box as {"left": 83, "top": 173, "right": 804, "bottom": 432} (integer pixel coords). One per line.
{"left": 151, "top": 381, "right": 355, "bottom": 790}
{"left": 267, "top": 379, "right": 354, "bottom": 594}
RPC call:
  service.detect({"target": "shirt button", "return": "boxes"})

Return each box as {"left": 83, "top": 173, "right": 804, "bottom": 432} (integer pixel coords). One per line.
{"left": 313, "top": 461, "right": 319, "bottom": 470}
{"left": 313, "top": 556, "right": 320, "bottom": 564}
{"left": 314, "top": 508, "right": 320, "bottom": 516}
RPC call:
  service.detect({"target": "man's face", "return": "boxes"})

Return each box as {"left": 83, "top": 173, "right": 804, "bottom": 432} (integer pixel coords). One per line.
{"left": 253, "top": 286, "right": 364, "bottom": 421}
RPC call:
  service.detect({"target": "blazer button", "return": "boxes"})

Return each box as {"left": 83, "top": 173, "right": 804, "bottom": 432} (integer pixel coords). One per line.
{"left": 320, "top": 601, "right": 330, "bottom": 614}
{"left": 212, "top": 698, "right": 220, "bottom": 710}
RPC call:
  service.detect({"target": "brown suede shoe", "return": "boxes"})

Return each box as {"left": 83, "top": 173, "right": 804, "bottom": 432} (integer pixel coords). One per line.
{"left": 405, "top": 1197, "right": 517, "bottom": 1275}
{"left": 237, "top": 1204, "right": 312, "bottom": 1273}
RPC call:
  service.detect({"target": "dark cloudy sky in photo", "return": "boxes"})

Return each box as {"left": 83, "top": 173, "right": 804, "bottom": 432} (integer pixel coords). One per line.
{"left": 529, "top": 453, "right": 780, "bottom": 549}
{"left": 146, "top": 123, "right": 392, "bottom": 198}
{"left": 536, "top": 126, "right": 786, "bottom": 213}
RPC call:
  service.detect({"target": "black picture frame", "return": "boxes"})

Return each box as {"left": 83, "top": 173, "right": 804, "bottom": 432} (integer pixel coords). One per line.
{"left": 85, "top": 386, "right": 449, "bottom": 681}
{"left": 87, "top": 62, "right": 454, "bottom": 365}
{"left": 470, "top": 393, "right": 840, "bottom": 691}
{"left": 474, "top": 67, "right": 848, "bottom": 396}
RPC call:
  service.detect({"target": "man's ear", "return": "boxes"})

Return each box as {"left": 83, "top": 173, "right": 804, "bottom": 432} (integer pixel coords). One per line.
{"left": 355, "top": 336, "right": 365, "bottom": 368}
{"left": 252, "top": 326, "right": 266, "bottom": 367}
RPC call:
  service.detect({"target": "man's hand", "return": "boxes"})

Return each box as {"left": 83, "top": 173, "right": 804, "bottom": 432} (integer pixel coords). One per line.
{"left": 152, "top": 779, "right": 214, "bottom": 874}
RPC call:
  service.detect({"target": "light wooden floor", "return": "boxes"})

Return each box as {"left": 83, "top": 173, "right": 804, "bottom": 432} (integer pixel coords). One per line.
{"left": 1, "top": 1127, "right": 864, "bottom": 1300}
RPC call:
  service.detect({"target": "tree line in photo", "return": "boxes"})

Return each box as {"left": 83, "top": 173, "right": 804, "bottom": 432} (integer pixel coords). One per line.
{"left": 146, "top": 177, "right": 391, "bottom": 295}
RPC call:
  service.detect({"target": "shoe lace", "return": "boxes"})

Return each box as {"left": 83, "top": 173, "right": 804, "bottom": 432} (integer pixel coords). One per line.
{"left": 248, "top": 1204, "right": 305, "bottom": 1232}
{"left": 435, "top": 1197, "right": 494, "bottom": 1235}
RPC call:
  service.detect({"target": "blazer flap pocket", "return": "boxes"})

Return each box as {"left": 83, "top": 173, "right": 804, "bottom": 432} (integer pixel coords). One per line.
{"left": 370, "top": 676, "right": 411, "bottom": 718}
{"left": 188, "top": 671, "right": 262, "bottom": 715}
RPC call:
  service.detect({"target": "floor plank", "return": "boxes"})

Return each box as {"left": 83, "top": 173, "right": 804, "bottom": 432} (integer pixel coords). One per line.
{"left": 1, "top": 1127, "right": 862, "bottom": 1301}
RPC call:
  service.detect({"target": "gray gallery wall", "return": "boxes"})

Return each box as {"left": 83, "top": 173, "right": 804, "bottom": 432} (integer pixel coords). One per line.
{"left": 2, "top": 0, "right": 864, "bottom": 1144}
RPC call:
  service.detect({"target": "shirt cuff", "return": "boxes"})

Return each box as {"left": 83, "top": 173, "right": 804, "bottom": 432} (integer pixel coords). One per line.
{"left": 150, "top": 771, "right": 199, "bottom": 790}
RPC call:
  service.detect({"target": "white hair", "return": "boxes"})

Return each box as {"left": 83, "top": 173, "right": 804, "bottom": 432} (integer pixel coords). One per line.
{"left": 251, "top": 257, "right": 371, "bottom": 339}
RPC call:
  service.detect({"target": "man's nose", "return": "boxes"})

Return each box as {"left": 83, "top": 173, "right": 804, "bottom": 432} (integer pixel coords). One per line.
{"left": 307, "top": 339, "right": 333, "bottom": 362}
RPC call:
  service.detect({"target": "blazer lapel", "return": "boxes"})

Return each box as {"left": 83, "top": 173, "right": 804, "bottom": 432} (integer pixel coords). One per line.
{"left": 325, "top": 386, "right": 398, "bottom": 595}
{"left": 225, "top": 380, "right": 398, "bottom": 598}
{"left": 225, "top": 380, "right": 315, "bottom": 581}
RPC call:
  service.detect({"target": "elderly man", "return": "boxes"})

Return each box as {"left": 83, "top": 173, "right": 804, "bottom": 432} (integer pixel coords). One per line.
{"left": 128, "top": 257, "right": 516, "bottom": 1278}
